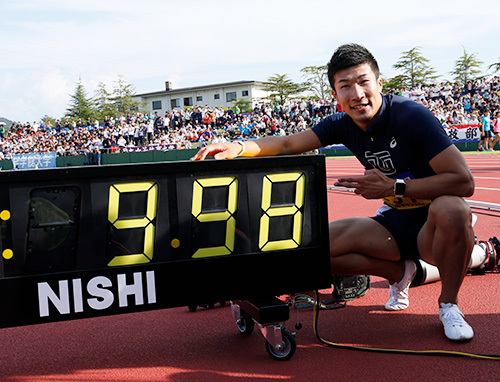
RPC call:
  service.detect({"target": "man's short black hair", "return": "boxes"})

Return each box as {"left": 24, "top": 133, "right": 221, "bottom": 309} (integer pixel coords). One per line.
{"left": 327, "top": 43, "right": 380, "bottom": 90}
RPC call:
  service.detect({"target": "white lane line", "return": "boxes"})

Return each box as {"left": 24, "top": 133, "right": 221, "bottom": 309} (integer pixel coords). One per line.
{"left": 475, "top": 187, "right": 500, "bottom": 191}
{"left": 466, "top": 200, "right": 500, "bottom": 212}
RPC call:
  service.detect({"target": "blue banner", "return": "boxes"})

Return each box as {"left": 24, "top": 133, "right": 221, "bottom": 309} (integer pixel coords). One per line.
{"left": 11, "top": 152, "right": 57, "bottom": 170}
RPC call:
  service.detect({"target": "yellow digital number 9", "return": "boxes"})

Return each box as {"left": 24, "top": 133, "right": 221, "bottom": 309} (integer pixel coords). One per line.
{"left": 191, "top": 176, "right": 238, "bottom": 258}
{"left": 259, "top": 172, "right": 305, "bottom": 251}
{"left": 107, "top": 181, "right": 158, "bottom": 266}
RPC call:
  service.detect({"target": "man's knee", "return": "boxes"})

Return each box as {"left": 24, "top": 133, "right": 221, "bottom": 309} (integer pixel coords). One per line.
{"left": 428, "top": 196, "right": 472, "bottom": 235}
{"left": 328, "top": 219, "right": 355, "bottom": 257}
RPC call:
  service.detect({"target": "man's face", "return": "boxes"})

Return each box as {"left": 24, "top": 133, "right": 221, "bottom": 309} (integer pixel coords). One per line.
{"left": 332, "top": 62, "right": 383, "bottom": 130}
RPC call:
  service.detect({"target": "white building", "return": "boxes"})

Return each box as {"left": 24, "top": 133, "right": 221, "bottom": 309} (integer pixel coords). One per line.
{"left": 133, "top": 80, "right": 270, "bottom": 114}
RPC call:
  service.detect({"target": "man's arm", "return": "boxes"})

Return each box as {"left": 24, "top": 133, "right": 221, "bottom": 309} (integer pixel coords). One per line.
{"left": 407, "top": 144, "right": 475, "bottom": 198}
{"left": 190, "top": 129, "right": 322, "bottom": 161}
{"left": 336, "top": 145, "right": 474, "bottom": 200}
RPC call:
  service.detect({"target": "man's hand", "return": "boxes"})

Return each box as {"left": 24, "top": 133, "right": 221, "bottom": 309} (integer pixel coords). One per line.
{"left": 190, "top": 142, "right": 243, "bottom": 161}
{"left": 335, "top": 169, "right": 394, "bottom": 199}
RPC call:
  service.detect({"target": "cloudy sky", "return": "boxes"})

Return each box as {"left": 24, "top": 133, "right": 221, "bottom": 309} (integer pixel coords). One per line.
{"left": 1, "top": 0, "right": 499, "bottom": 122}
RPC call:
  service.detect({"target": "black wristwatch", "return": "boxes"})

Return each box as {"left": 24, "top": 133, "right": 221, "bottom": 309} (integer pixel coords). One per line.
{"left": 394, "top": 179, "right": 406, "bottom": 198}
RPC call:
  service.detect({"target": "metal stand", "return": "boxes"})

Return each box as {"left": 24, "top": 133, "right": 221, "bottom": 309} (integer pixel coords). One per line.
{"left": 231, "top": 298, "right": 296, "bottom": 360}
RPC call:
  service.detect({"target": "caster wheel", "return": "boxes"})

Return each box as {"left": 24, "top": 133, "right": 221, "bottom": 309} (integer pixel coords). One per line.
{"left": 265, "top": 329, "right": 296, "bottom": 361}
{"left": 236, "top": 309, "right": 254, "bottom": 335}
{"left": 188, "top": 305, "right": 197, "bottom": 312}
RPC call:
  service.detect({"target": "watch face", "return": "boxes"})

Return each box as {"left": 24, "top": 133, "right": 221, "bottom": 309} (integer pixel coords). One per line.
{"left": 395, "top": 180, "right": 406, "bottom": 196}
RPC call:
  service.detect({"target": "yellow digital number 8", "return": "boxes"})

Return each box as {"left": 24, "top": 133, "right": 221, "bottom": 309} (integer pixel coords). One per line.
{"left": 107, "top": 181, "right": 158, "bottom": 266}
{"left": 191, "top": 176, "right": 238, "bottom": 258}
{"left": 259, "top": 172, "right": 305, "bottom": 251}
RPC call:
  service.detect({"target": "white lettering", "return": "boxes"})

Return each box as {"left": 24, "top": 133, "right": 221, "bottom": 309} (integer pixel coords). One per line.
{"left": 37, "top": 271, "right": 157, "bottom": 317}
{"left": 118, "top": 272, "right": 144, "bottom": 307}
{"left": 38, "top": 280, "right": 70, "bottom": 317}
{"left": 146, "top": 270, "right": 156, "bottom": 304}
{"left": 73, "top": 279, "right": 84, "bottom": 313}
{"left": 87, "top": 276, "right": 114, "bottom": 310}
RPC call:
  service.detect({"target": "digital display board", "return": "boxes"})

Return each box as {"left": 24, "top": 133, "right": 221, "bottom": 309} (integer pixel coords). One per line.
{"left": 0, "top": 155, "right": 331, "bottom": 328}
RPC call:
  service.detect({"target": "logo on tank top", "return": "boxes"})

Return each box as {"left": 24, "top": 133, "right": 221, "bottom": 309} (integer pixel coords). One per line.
{"left": 365, "top": 150, "right": 396, "bottom": 175}
{"left": 390, "top": 137, "right": 397, "bottom": 148}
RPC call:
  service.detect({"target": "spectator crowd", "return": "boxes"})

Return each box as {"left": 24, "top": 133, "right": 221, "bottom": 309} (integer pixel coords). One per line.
{"left": 1, "top": 76, "right": 499, "bottom": 160}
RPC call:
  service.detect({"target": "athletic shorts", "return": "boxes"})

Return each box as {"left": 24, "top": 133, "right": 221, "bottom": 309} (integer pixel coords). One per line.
{"left": 483, "top": 130, "right": 493, "bottom": 139}
{"left": 371, "top": 205, "right": 430, "bottom": 261}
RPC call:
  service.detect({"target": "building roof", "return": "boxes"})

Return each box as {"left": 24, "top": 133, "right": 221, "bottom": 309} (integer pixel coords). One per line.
{"left": 135, "top": 80, "right": 265, "bottom": 98}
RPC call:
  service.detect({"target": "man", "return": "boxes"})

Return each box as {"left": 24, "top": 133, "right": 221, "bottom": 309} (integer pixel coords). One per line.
{"left": 478, "top": 109, "right": 493, "bottom": 151}
{"left": 154, "top": 112, "right": 164, "bottom": 133}
{"left": 191, "top": 44, "right": 475, "bottom": 342}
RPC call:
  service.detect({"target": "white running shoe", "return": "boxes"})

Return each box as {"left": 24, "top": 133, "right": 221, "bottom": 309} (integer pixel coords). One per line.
{"left": 439, "top": 303, "right": 474, "bottom": 342}
{"left": 385, "top": 260, "right": 417, "bottom": 311}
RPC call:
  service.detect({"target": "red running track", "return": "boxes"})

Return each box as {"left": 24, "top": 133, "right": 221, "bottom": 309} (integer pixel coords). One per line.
{"left": 0, "top": 153, "right": 499, "bottom": 382}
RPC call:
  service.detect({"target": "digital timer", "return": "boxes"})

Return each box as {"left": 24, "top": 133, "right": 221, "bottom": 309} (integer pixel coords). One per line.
{"left": 0, "top": 155, "right": 331, "bottom": 328}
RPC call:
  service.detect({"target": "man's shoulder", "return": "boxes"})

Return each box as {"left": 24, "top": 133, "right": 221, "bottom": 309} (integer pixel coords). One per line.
{"left": 386, "top": 94, "right": 433, "bottom": 117}
{"left": 311, "top": 112, "right": 352, "bottom": 144}
{"left": 384, "top": 94, "right": 445, "bottom": 138}
{"left": 322, "top": 111, "right": 350, "bottom": 123}
{"left": 386, "top": 93, "right": 418, "bottom": 106}
{"left": 313, "top": 112, "right": 351, "bottom": 131}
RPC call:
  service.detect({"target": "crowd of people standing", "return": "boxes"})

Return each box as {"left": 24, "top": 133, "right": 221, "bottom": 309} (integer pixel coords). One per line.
{"left": 1, "top": 76, "right": 499, "bottom": 160}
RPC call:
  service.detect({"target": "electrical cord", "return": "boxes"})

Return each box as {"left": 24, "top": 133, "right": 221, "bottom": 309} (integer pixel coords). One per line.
{"left": 293, "top": 293, "right": 346, "bottom": 310}
{"left": 311, "top": 290, "right": 500, "bottom": 360}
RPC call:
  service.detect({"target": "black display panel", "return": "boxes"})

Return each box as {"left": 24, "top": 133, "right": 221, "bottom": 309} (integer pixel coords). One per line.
{"left": 0, "top": 155, "right": 331, "bottom": 328}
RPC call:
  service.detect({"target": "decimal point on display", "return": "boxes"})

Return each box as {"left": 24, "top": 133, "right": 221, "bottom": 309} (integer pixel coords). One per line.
{"left": 0, "top": 210, "right": 11, "bottom": 221}
{"left": 171, "top": 238, "right": 180, "bottom": 248}
{"left": 2, "top": 249, "right": 13, "bottom": 260}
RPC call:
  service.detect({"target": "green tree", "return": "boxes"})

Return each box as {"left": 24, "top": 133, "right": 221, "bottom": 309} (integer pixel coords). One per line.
{"left": 110, "top": 74, "right": 145, "bottom": 115}
{"left": 393, "top": 47, "right": 439, "bottom": 88}
{"left": 450, "top": 48, "right": 483, "bottom": 87}
{"left": 488, "top": 57, "right": 500, "bottom": 74}
{"left": 261, "top": 74, "right": 303, "bottom": 105}
{"left": 41, "top": 115, "right": 56, "bottom": 129}
{"left": 300, "top": 65, "right": 330, "bottom": 100}
{"left": 230, "top": 97, "right": 252, "bottom": 113}
{"left": 94, "top": 82, "right": 116, "bottom": 121}
{"left": 381, "top": 75, "right": 407, "bottom": 94}
{"left": 65, "top": 78, "right": 96, "bottom": 120}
